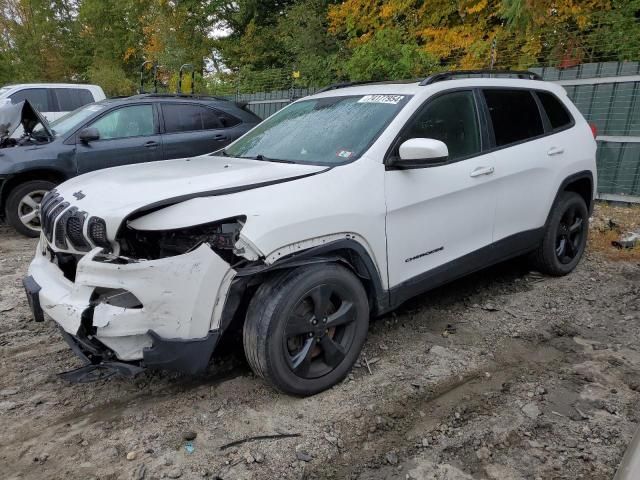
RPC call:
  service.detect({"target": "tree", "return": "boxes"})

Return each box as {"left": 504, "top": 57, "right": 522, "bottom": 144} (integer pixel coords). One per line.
{"left": 328, "top": 0, "right": 640, "bottom": 74}
{"left": 342, "top": 28, "right": 436, "bottom": 81}
{"left": 0, "top": 0, "right": 80, "bottom": 83}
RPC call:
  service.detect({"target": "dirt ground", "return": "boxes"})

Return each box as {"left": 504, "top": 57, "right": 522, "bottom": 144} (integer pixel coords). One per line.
{"left": 1, "top": 204, "right": 639, "bottom": 480}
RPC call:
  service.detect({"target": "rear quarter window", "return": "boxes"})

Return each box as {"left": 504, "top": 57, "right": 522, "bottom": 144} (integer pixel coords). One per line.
{"left": 483, "top": 89, "right": 544, "bottom": 147}
{"left": 216, "top": 109, "right": 242, "bottom": 128}
{"left": 54, "top": 88, "right": 95, "bottom": 112}
{"left": 162, "top": 104, "right": 223, "bottom": 132}
{"left": 536, "top": 90, "right": 573, "bottom": 130}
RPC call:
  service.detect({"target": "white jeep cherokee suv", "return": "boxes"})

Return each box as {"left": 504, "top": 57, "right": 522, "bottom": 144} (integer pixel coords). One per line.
{"left": 24, "top": 71, "right": 597, "bottom": 395}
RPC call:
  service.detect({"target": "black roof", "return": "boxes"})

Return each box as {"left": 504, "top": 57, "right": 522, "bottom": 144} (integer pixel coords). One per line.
{"left": 97, "top": 93, "right": 259, "bottom": 122}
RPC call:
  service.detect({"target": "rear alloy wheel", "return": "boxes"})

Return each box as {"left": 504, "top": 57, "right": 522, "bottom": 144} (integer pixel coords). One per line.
{"left": 243, "top": 263, "right": 369, "bottom": 396}
{"left": 5, "top": 180, "right": 56, "bottom": 237}
{"left": 531, "top": 191, "right": 589, "bottom": 276}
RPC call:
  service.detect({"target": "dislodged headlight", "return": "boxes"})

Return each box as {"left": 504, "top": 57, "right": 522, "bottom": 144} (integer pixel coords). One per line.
{"left": 117, "top": 217, "right": 246, "bottom": 263}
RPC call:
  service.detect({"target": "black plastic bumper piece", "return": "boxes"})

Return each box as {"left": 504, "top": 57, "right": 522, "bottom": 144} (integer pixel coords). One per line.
{"left": 58, "top": 327, "right": 91, "bottom": 363}
{"left": 57, "top": 327, "right": 145, "bottom": 382}
{"left": 58, "top": 361, "right": 145, "bottom": 383}
{"left": 22, "top": 275, "right": 44, "bottom": 322}
{"left": 143, "top": 329, "right": 220, "bottom": 375}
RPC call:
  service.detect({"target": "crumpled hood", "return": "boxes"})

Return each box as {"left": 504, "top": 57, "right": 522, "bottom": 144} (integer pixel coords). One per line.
{"left": 53, "top": 154, "right": 327, "bottom": 234}
{"left": 0, "top": 99, "right": 53, "bottom": 142}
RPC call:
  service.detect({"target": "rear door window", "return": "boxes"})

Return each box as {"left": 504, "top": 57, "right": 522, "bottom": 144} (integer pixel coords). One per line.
{"left": 162, "top": 104, "right": 223, "bottom": 133}
{"left": 9, "top": 88, "right": 51, "bottom": 112}
{"left": 54, "top": 88, "right": 95, "bottom": 112}
{"left": 483, "top": 89, "right": 544, "bottom": 147}
{"left": 536, "top": 91, "right": 573, "bottom": 130}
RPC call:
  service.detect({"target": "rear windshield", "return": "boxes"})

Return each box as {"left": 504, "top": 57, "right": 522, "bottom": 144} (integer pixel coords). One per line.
{"left": 224, "top": 94, "right": 411, "bottom": 165}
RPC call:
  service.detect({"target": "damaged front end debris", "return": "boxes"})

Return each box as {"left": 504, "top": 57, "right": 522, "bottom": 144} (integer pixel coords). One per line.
{"left": 0, "top": 99, "right": 54, "bottom": 148}
{"left": 29, "top": 217, "right": 251, "bottom": 383}
{"left": 56, "top": 322, "right": 145, "bottom": 383}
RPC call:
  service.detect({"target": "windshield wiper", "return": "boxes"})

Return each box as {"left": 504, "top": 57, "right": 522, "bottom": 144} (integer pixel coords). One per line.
{"left": 242, "top": 154, "right": 295, "bottom": 164}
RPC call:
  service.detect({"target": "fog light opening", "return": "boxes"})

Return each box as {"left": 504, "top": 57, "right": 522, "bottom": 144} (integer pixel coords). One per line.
{"left": 92, "top": 288, "right": 143, "bottom": 309}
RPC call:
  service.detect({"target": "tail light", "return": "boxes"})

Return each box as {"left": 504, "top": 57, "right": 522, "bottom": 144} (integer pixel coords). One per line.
{"left": 589, "top": 123, "right": 598, "bottom": 138}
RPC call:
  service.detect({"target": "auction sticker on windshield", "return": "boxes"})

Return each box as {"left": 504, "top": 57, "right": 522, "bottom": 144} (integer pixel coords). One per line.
{"left": 337, "top": 149, "right": 353, "bottom": 158}
{"left": 358, "top": 94, "right": 405, "bottom": 104}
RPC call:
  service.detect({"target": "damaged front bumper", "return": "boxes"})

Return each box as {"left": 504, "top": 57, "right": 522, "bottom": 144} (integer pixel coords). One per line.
{"left": 26, "top": 240, "right": 236, "bottom": 376}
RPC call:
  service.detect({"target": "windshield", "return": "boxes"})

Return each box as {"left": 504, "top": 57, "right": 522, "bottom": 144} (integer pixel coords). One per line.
{"left": 223, "top": 94, "right": 411, "bottom": 165}
{"left": 47, "top": 103, "right": 106, "bottom": 136}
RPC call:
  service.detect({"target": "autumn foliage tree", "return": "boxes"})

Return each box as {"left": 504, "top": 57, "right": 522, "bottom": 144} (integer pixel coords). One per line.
{"left": 328, "top": 0, "right": 640, "bottom": 78}
{"left": 0, "top": 0, "right": 638, "bottom": 93}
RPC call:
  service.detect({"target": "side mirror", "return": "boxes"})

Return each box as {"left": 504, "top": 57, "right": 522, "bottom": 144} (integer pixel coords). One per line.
{"left": 393, "top": 138, "right": 449, "bottom": 169}
{"left": 78, "top": 127, "right": 100, "bottom": 144}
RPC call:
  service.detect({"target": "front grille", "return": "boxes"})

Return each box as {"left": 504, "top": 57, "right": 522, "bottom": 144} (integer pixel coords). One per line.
{"left": 40, "top": 190, "right": 109, "bottom": 252}
{"left": 40, "top": 190, "right": 58, "bottom": 214}
{"left": 87, "top": 217, "right": 109, "bottom": 248}
{"left": 66, "top": 209, "right": 90, "bottom": 251}
{"left": 41, "top": 190, "right": 62, "bottom": 241}
{"left": 55, "top": 209, "right": 73, "bottom": 249}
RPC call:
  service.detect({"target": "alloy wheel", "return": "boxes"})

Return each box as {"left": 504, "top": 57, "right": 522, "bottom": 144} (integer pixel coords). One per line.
{"left": 555, "top": 204, "right": 585, "bottom": 264}
{"left": 17, "top": 189, "right": 47, "bottom": 233}
{"left": 283, "top": 283, "right": 358, "bottom": 379}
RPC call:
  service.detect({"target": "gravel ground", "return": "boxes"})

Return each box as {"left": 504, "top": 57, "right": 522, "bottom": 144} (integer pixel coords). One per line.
{"left": 0, "top": 205, "right": 639, "bottom": 480}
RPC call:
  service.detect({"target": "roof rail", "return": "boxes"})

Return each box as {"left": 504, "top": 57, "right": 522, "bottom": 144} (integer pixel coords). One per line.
{"left": 315, "top": 78, "right": 421, "bottom": 94}
{"left": 130, "top": 93, "right": 228, "bottom": 101}
{"left": 315, "top": 81, "right": 373, "bottom": 94}
{"left": 419, "top": 70, "right": 542, "bottom": 86}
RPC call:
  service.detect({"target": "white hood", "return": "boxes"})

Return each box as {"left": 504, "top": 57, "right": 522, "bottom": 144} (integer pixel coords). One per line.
{"left": 54, "top": 154, "right": 326, "bottom": 234}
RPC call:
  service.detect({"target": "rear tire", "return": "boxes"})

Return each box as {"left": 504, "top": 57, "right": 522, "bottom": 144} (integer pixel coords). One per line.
{"left": 243, "top": 263, "right": 369, "bottom": 396}
{"left": 531, "top": 191, "right": 589, "bottom": 276}
{"left": 5, "top": 180, "right": 56, "bottom": 238}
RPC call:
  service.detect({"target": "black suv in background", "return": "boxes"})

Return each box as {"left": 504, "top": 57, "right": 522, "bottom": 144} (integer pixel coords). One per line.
{"left": 0, "top": 94, "right": 260, "bottom": 236}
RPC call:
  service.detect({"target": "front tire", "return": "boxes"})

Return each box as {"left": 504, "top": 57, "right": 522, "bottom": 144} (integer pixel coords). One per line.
{"left": 243, "top": 264, "right": 369, "bottom": 396}
{"left": 5, "top": 180, "right": 56, "bottom": 237}
{"left": 531, "top": 191, "right": 589, "bottom": 276}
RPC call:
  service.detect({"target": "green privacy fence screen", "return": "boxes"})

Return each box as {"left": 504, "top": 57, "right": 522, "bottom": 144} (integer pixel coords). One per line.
{"left": 531, "top": 62, "right": 640, "bottom": 199}
{"left": 233, "top": 62, "right": 640, "bottom": 199}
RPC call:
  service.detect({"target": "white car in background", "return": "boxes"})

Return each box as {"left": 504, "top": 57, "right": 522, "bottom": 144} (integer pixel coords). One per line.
{"left": 0, "top": 83, "right": 106, "bottom": 122}
{"left": 24, "top": 70, "right": 597, "bottom": 396}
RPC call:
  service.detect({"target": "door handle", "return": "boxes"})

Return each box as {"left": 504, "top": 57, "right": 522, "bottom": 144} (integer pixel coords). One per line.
{"left": 213, "top": 134, "right": 228, "bottom": 140}
{"left": 144, "top": 141, "right": 159, "bottom": 148}
{"left": 547, "top": 147, "right": 565, "bottom": 156}
{"left": 469, "top": 166, "right": 495, "bottom": 178}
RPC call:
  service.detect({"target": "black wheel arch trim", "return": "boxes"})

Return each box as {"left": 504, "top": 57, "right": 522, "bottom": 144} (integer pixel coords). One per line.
{"left": 548, "top": 170, "right": 594, "bottom": 222}
{"left": 232, "top": 238, "right": 389, "bottom": 317}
